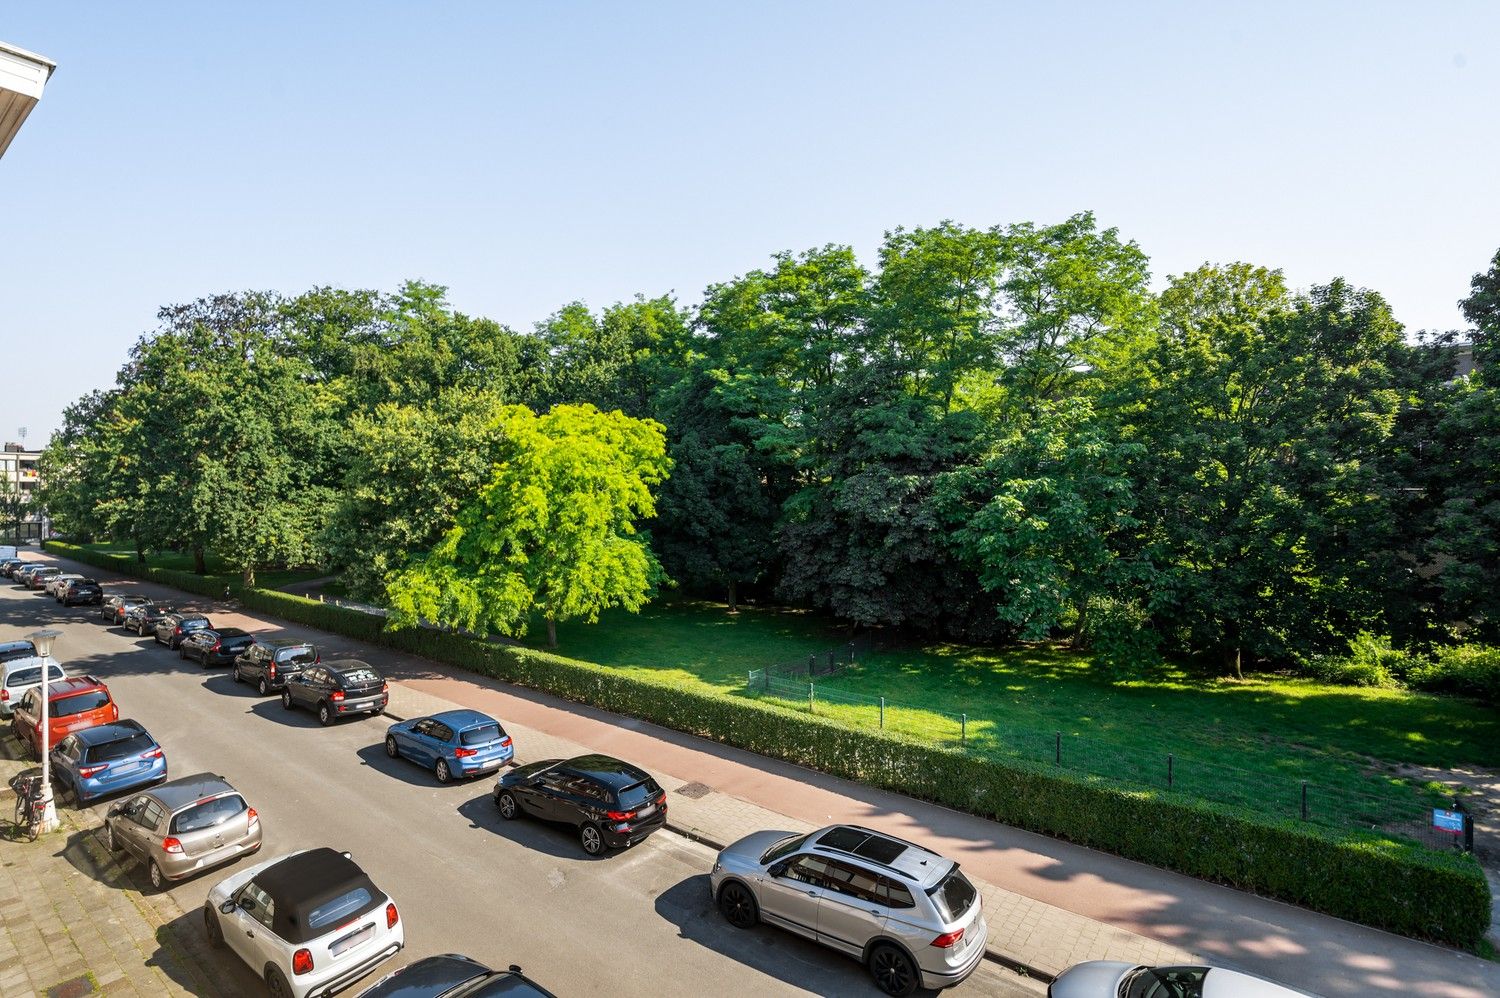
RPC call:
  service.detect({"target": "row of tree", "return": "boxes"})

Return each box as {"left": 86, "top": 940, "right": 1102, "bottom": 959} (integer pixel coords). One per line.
{"left": 37, "top": 215, "right": 1500, "bottom": 669}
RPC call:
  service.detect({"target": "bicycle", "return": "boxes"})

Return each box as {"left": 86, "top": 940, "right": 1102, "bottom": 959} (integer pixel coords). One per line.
{"left": 10, "top": 773, "right": 46, "bottom": 841}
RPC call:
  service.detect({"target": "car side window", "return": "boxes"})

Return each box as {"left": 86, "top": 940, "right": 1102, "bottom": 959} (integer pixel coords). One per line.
{"left": 411, "top": 719, "right": 433, "bottom": 737}
{"left": 783, "top": 855, "right": 831, "bottom": 886}
{"left": 136, "top": 799, "right": 165, "bottom": 831}
{"left": 876, "top": 876, "right": 916, "bottom": 909}
{"left": 55, "top": 735, "right": 77, "bottom": 761}
{"left": 121, "top": 795, "right": 150, "bottom": 822}
{"left": 819, "top": 858, "right": 883, "bottom": 903}
{"left": 431, "top": 723, "right": 454, "bottom": 743}
{"left": 564, "top": 776, "right": 606, "bottom": 801}
{"left": 239, "top": 882, "right": 275, "bottom": 930}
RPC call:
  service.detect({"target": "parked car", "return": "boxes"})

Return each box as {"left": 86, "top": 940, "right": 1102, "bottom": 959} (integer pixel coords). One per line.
{"left": 125, "top": 601, "right": 176, "bottom": 635}
{"left": 14, "top": 563, "right": 47, "bottom": 585}
{"left": 355, "top": 954, "right": 556, "bottom": 998}
{"left": 0, "top": 655, "right": 64, "bottom": 718}
{"left": 0, "top": 638, "right": 37, "bottom": 664}
{"left": 60, "top": 578, "right": 104, "bottom": 606}
{"left": 384, "top": 709, "right": 514, "bottom": 784}
{"left": 102, "top": 594, "right": 149, "bottom": 624}
{"left": 281, "top": 661, "right": 388, "bottom": 726}
{"left": 10, "top": 675, "right": 120, "bottom": 759}
{"left": 154, "top": 612, "right": 213, "bottom": 649}
{"left": 710, "top": 824, "right": 988, "bottom": 997}
{"left": 205, "top": 847, "right": 404, "bottom": 998}
{"left": 26, "top": 566, "right": 59, "bottom": 589}
{"left": 105, "top": 772, "right": 263, "bottom": 890}
{"left": 180, "top": 627, "right": 256, "bottom": 667}
{"left": 1048, "top": 962, "right": 1308, "bottom": 998}
{"left": 0, "top": 557, "right": 24, "bottom": 577}
{"left": 233, "top": 640, "right": 319, "bottom": 696}
{"left": 493, "top": 754, "right": 667, "bottom": 856}
{"left": 50, "top": 719, "right": 167, "bottom": 805}
{"left": 46, "top": 572, "right": 84, "bottom": 597}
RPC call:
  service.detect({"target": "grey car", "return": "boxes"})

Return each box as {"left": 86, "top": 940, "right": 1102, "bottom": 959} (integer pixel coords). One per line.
{"left": 1048, "top": 962, "right": 1309, "bottom": 998}
{"left": 104, "top": 772, "right": 263, "bottom": 890}
{"left": 710, "top": 824, "right": 987, "bottom": 996}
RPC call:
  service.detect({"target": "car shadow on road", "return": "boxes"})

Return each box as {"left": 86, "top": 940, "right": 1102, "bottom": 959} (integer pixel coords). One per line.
{"left": 247, "top": 699, "right": 321, "bottom": 728}
{"left": 454, "top": 793, "right": 613, "bottom": 861}
{"left": 353, "top": 742, "right": 489, "bottom": 790}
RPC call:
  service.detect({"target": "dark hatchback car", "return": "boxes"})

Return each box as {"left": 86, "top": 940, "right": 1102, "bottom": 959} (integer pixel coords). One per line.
{"left": 282, "top": 661, "right": 388, "bottom": 726}
{"left": 356, "top": 954, "right": 556, "bottom": 998}
{"left": 60, "top": 578, "right": 104, "bottom": 606}
{"left": 0, "top": 558, "right": 24, "bottom": 577}
{"left": 233, "top": 640, "right": 318, "bottom": 696}
{"left": 179, "top": 627, "right": 256, "bottom": 667}
{"left": 154, "top": 613, "right": 212, "bottom": 649}
{"left": 126, "top": 602, "right": 177, "bottom": 635}
{"left": 494, "top": 754, "right": 667, "bottom": 856}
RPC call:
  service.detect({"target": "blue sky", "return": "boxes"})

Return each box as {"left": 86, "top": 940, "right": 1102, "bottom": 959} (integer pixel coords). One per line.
{"left": 2, "top": 2, "right": 1497, "bottom": 442}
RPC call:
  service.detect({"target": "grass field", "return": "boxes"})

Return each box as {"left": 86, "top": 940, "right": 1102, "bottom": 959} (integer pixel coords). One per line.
{"left": 73, "top": 542, "right": 321, "bottom": 592}
{"left": 528, "top": 599, "right": 1499, "bottom": 837}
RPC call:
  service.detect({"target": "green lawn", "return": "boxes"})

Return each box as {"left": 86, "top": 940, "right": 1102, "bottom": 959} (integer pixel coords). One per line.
{"left": 73, "top": 542, "right": 322, "bottom": 592}
{"left": 529, "top": 599, "right": 1499, "bottom": 837}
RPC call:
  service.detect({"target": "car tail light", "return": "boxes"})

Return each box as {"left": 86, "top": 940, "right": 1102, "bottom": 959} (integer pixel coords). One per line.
{"left": 292, "top": 948, "right": 314, "bottom": 975}
{"left": 1, "top": 690, "right": 7, "bottom": 702}
{"left": 381, "top": 681, "right": 388, "bottom": 693}
{"left": 930, "top": 928, "right": 964, "bottom": 948}
{"left": 454, "top": 747, "right": 476, "bottom": 757}
{"left": 499, "top": 736, "right": 512, "bottom": 748}
{"left": 173, "top": 626, "right": 182, "bottom": 634}
{"left": 269, "top": 664, "right": 277, "bottom": 678}
{"left": 606, "top": 809, "right": 636, "bottom": 822}
{"left": 330, "top": 691, "right": 344, "bottom": 701}
{"left": 77, "top": 764, "right": 107, "bottom": 778}
{"left": 385, "top": 903, "right": 398, "bottom": 929}
{"left": 211, "top": 642, "right": 221, "bottom": 652}
{"left": 161, "top": 837, "right": 184, "bottom": 854}
{"left": 141, "top": 748, "right": 163, "bottom": 759}
{"left": 246, "top": 807, "right": 259, "bottom": 828}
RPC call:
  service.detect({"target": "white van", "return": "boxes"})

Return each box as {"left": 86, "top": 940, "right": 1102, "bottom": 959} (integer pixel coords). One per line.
{"left": 0, "top": 544, "right": 17, "bottom": 562}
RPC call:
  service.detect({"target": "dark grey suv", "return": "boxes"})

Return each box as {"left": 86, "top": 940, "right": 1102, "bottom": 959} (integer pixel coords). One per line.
{"left": 232, "top": 641, "right": 318, "bottom": 696}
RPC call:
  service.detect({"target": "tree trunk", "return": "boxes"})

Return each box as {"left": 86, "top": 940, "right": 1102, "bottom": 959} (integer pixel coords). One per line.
{"left": 1071, "top": 596, "right": 1090, "bottom": 649}
{"left": 1222, "top": 642, "right": 1243, "bottom": 680}
{"left": 727, "top": 579, "right": 739, "bottom": 614}
{"left": 242, "top": 566, "right": 255, "bottom": 588}
{"left": 135, "top": 538, "right": 146, "bottom": 564}
{"left": 546, "top": 616, "right": 558, "bottom": 648}
{"left": 193, "top": 546, "right": 207, "bottom": 575}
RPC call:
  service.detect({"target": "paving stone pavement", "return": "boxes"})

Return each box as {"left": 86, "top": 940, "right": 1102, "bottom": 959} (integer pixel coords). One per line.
{"left": 0, "top": 754, "right": 242, "bottom": 998}
{"left": 385, "top": 681, "right": 1200, "bottom": 981}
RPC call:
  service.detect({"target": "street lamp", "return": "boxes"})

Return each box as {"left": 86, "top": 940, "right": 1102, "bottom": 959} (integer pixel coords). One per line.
{"left": 26, "top": 627, "right": 60, "bottom": 834}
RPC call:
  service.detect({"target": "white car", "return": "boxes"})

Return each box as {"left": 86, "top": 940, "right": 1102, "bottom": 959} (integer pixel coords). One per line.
{"left": 45, "top": 573, "right": 83, "bottom": 597}
{"left": 1049, "top": 961, "right": 1309, "bottom": 998}
{"left": 205, "top": 848, "right": 404, "bottom": 998}
{"left": 0, "top": 655, "right": 65, "bottom": 718}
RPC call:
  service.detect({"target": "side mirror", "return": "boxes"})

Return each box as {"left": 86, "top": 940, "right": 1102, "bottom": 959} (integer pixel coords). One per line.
{"left": 107, "top": 804, "right": 123, "bottom": 818}
{"left": 220, "top": 900, "right": 238, "bottom": 915}
{"left": 238, "top": 897, "right": 256, "bottom": 911}
{"left": 508, "top": 965, "right": 523, "bottom": 975}
{"left": 768, "top": 862, "right": 788, "bottom": 878}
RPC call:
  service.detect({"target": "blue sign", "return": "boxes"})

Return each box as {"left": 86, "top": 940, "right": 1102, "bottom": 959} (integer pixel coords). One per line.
{"left": 1433, "top": 808, "right": 1465, "bottom": 834}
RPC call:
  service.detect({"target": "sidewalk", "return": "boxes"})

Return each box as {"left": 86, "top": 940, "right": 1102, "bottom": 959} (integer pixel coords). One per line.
{"left": 0, "top": 754, "right": 239, "bottom": 998}
{"left": 382, "top": 680, "right": 1196, "bottom": 981}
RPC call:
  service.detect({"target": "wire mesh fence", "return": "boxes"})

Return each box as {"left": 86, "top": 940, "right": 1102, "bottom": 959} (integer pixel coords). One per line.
{"left": 744, "top": 668, "right": 1474, "bottom": 854}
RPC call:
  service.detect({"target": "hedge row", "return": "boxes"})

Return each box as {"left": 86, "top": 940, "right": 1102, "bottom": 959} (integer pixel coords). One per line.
{"left": 45, "top": 541, "right": 1492, "bottom": 946}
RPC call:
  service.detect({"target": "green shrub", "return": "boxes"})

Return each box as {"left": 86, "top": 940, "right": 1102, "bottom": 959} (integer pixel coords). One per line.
{"left": 1086, "top": 597, "right": 1161, "bottom": 677}
{"left": 1409, "top": 645, "right": 1500, "bottom": 706}
{"left": 1301, "top": 632, "right": 1418, "bottom": 688}
{"left": 41, "top": 540, "right": 1493, "bottom": 946}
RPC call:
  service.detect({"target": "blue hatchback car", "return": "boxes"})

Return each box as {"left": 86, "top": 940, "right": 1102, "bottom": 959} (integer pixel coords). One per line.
{"left": 384, "top": 709, "right": 514, "bottom": 783}
{"left": 50, "top": 720, "right": 167, "bottom": 804}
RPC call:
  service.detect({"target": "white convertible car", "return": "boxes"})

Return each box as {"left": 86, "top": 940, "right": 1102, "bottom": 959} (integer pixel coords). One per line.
{"left": 205, "top": 847, "right": 404, "bottom": 998}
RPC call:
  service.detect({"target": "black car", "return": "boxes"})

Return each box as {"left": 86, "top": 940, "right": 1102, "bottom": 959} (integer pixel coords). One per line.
{"left": 493, "top": 754, "right": 667, "bottom": 856}
{"left": 60, "top": 578, "right": 104, "bottom": 606}
{"left": 102, "top": 594, "right": 148, "bottom": 624}
{"left": 0, "top": 558, "right": 23, "bottom": 578}
{"left": 154, "top": 612, "right": 212, "bottom": 649}
{"left": 179, "top": 627, "right": 256, "bottom": 667}
{"left": 355, "top": 954, "right": 556, "bottom": 998}
{"left": 233, "top": 641, "right": 318, "bottom": 696}
{"left": 126, "top": 602, "right": 177, "bottom": 635}
{"left": 282, "top": 660, "right": 388, "bottom": 726}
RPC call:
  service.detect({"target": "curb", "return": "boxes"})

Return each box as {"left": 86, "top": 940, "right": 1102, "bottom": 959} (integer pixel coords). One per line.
{"left": 664, "top": 821, "right": 1056, "bottom": 986}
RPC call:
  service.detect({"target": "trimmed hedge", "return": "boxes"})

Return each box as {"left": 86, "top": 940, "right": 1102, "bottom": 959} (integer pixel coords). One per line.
{"left": 45, "top": 541, "right": 1492, "bottom": 946}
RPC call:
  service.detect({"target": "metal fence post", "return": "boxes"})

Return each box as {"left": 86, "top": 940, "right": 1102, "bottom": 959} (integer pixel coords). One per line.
{"left": 807, "top": 654, "right": 815, "bottom": 677}
{"left": 1300, "top": 781, "right": 1309, "bottom": 820}
{"left": 879, "top": 697, "right": 885, "bottom": 729}
{"left": 848, "top": 642, "right": 855, "bottom": 664}
{"left": 809, "top": 683, "right": 815, "bottom": 713}
{"left": 961, "top": 714, "right": 967, "bottom": 746}
{"left": 1055, "top": 732, "right": 1061, "bottom": 765}
{"left": 827, "top": 650, "right": 835, "bottom": 673}
{"left": 764, "top": 669, "right": 770, "bottom": 692}
{"left": 1167, "top": 754, "right": 1174, "bottom": 789}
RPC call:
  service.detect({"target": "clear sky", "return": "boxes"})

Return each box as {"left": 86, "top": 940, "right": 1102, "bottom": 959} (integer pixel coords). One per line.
{"left": 2, "top": 2, "right": 1497, "bottom": 443}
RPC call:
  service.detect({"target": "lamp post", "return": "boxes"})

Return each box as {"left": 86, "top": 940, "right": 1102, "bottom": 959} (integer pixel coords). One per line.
{"left": 26, "top": 628, "right": 60, "bottom": 834}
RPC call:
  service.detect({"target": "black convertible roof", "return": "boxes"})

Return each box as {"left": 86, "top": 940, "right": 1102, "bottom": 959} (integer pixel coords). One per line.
{"left": 257, "top": 848, "right": 382, "bottom": 943}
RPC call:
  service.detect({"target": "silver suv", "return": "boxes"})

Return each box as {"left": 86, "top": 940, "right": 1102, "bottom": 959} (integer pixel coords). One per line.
{"left": 710, "top": 824, "right": 987, "bottom": 995}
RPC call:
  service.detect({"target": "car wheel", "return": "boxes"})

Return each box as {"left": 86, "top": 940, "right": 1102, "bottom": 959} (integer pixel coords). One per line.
{"left": 317, "top": 702, "right": 333, "bottom": 726}
{"left": 104, "top": 822, "right": 120, "bottom": 853}
{"left": 384, "top": 735, "right": 399, "bottom": 759}
{"left": 718, "top": 881, "right": 759, "bottom": 928}
{"left": 435, "top": 758, "right": 452, "bottom": 784}
{"left": 203, "top": 906, "right": 224, "bottom": 948}
{"left": 266, "top": 967, "right": 293, "bottom": 998}
{"left": 148, "top": 861, "right": 165, "bottom": 891}
{"left": 281, "top": 690, "right": 294, "bottom": 711}
{"left": 579, "top": 822, "right": 605, "bottom": 856}
{"left": 232, "top": 665, "right": 243, "bottom": 684}
{"left": 259, "top": 677, "right": 270, "bottom": 696}
{"left": 495, "top": 790, "right": 519, "bottom": 820}
{"left": 868, "top": 944, "right": 919, "bottom": 997}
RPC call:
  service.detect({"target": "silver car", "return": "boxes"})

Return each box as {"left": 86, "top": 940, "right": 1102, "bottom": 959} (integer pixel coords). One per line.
{"left": 1048, "top": 962, "right": 1309, "bottom": 998}
{"left": 0, "top": 655, "right": 65, "bottom": 718}
{"left": 710, "top": 824, "right": 987, "bottom": 996}
{"left": 104, "top": 772, "right": 263, "bottom": 889}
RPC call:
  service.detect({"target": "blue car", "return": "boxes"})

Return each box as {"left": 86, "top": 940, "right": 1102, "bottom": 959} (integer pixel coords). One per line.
{"left": 384, "top": 709, "right": 514, "bottom": 783}
{"left": 50, "top": 720, "right": 167, "bottom": 804}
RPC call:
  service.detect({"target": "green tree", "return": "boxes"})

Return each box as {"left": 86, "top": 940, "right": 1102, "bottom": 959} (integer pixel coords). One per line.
{"left": 387, "top": 404, "right": 670, "bottom": 647}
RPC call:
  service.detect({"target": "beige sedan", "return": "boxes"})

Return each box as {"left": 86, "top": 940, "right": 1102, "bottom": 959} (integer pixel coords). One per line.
{"left": 105, "top": 772, "right": 263, "bottom": 890}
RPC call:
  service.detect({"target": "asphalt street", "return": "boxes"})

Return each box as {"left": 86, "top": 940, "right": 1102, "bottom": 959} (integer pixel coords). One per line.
{"left": 0, "top": 580, "right": 1038, "bottom": 998}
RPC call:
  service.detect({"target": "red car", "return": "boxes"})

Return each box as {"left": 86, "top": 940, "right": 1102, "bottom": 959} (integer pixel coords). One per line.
{"left": 10, "top": 676, "right": 119, "bottom": 759}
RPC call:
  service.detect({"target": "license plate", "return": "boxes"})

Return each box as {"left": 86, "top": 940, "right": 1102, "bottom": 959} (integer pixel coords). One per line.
{"left": 330, "top": 923, "right": 374, "bottom": 957}
{"left": 636, "top": 804, "right": 656, "bottom": 819}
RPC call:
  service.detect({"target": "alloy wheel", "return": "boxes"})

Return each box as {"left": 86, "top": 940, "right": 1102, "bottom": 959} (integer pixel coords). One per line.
{"left": 496, "top": 791, "right": 518, "bottom": 819}
{"left": 719, "top": 883, "right": 758, "bottom": 928}
{"left": 385, "top": 735, "right": 399, "bottom": 758}
{"left": 435, "top": 759, "right": 451, "bottom": 783}
{"left": 580, "top": 823, "right": 604, "bottom": 855}
{"left": 869, "top": 945, "right": 917, "bottom": 997}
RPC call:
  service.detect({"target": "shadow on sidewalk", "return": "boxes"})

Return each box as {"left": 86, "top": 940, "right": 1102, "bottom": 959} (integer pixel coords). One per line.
{"left": 151, "top": 906, "right": 259, "bottom": 997}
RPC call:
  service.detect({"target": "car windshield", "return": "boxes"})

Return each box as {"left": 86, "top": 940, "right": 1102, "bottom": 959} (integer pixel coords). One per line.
{"left": 761, "top": 832, "right": 811, "bottom": 865}
{"left": 339, "top": 668, "right": 380, "bottom": 684}
{"left": 306, "top": 887, "right": 374, "bottom": 931}
{"left": 1122, "top": 967, "right": 1210, "bottom": 998}
{"left": 0, "top": 645, "right": 37, "bottom": 664}
{"left": 53, "top": 690, "right": 110, "bottom": 717}
{"left": 171, "top": 795, "right": 247, "bottom": 833}
{"left": 87, "top": 733, "right": 155, "bottom": 762}
{"left": 928, "top": 867, "right": 977, "bottom": 922}
{"left": 616, "top": 776, "right": 663, "bottom": 809}
{"left": 276, "top": 647, "right": 316, "bottom": 666}
{"left": 461, "top": 723, "right": 503, "bottom": 746}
